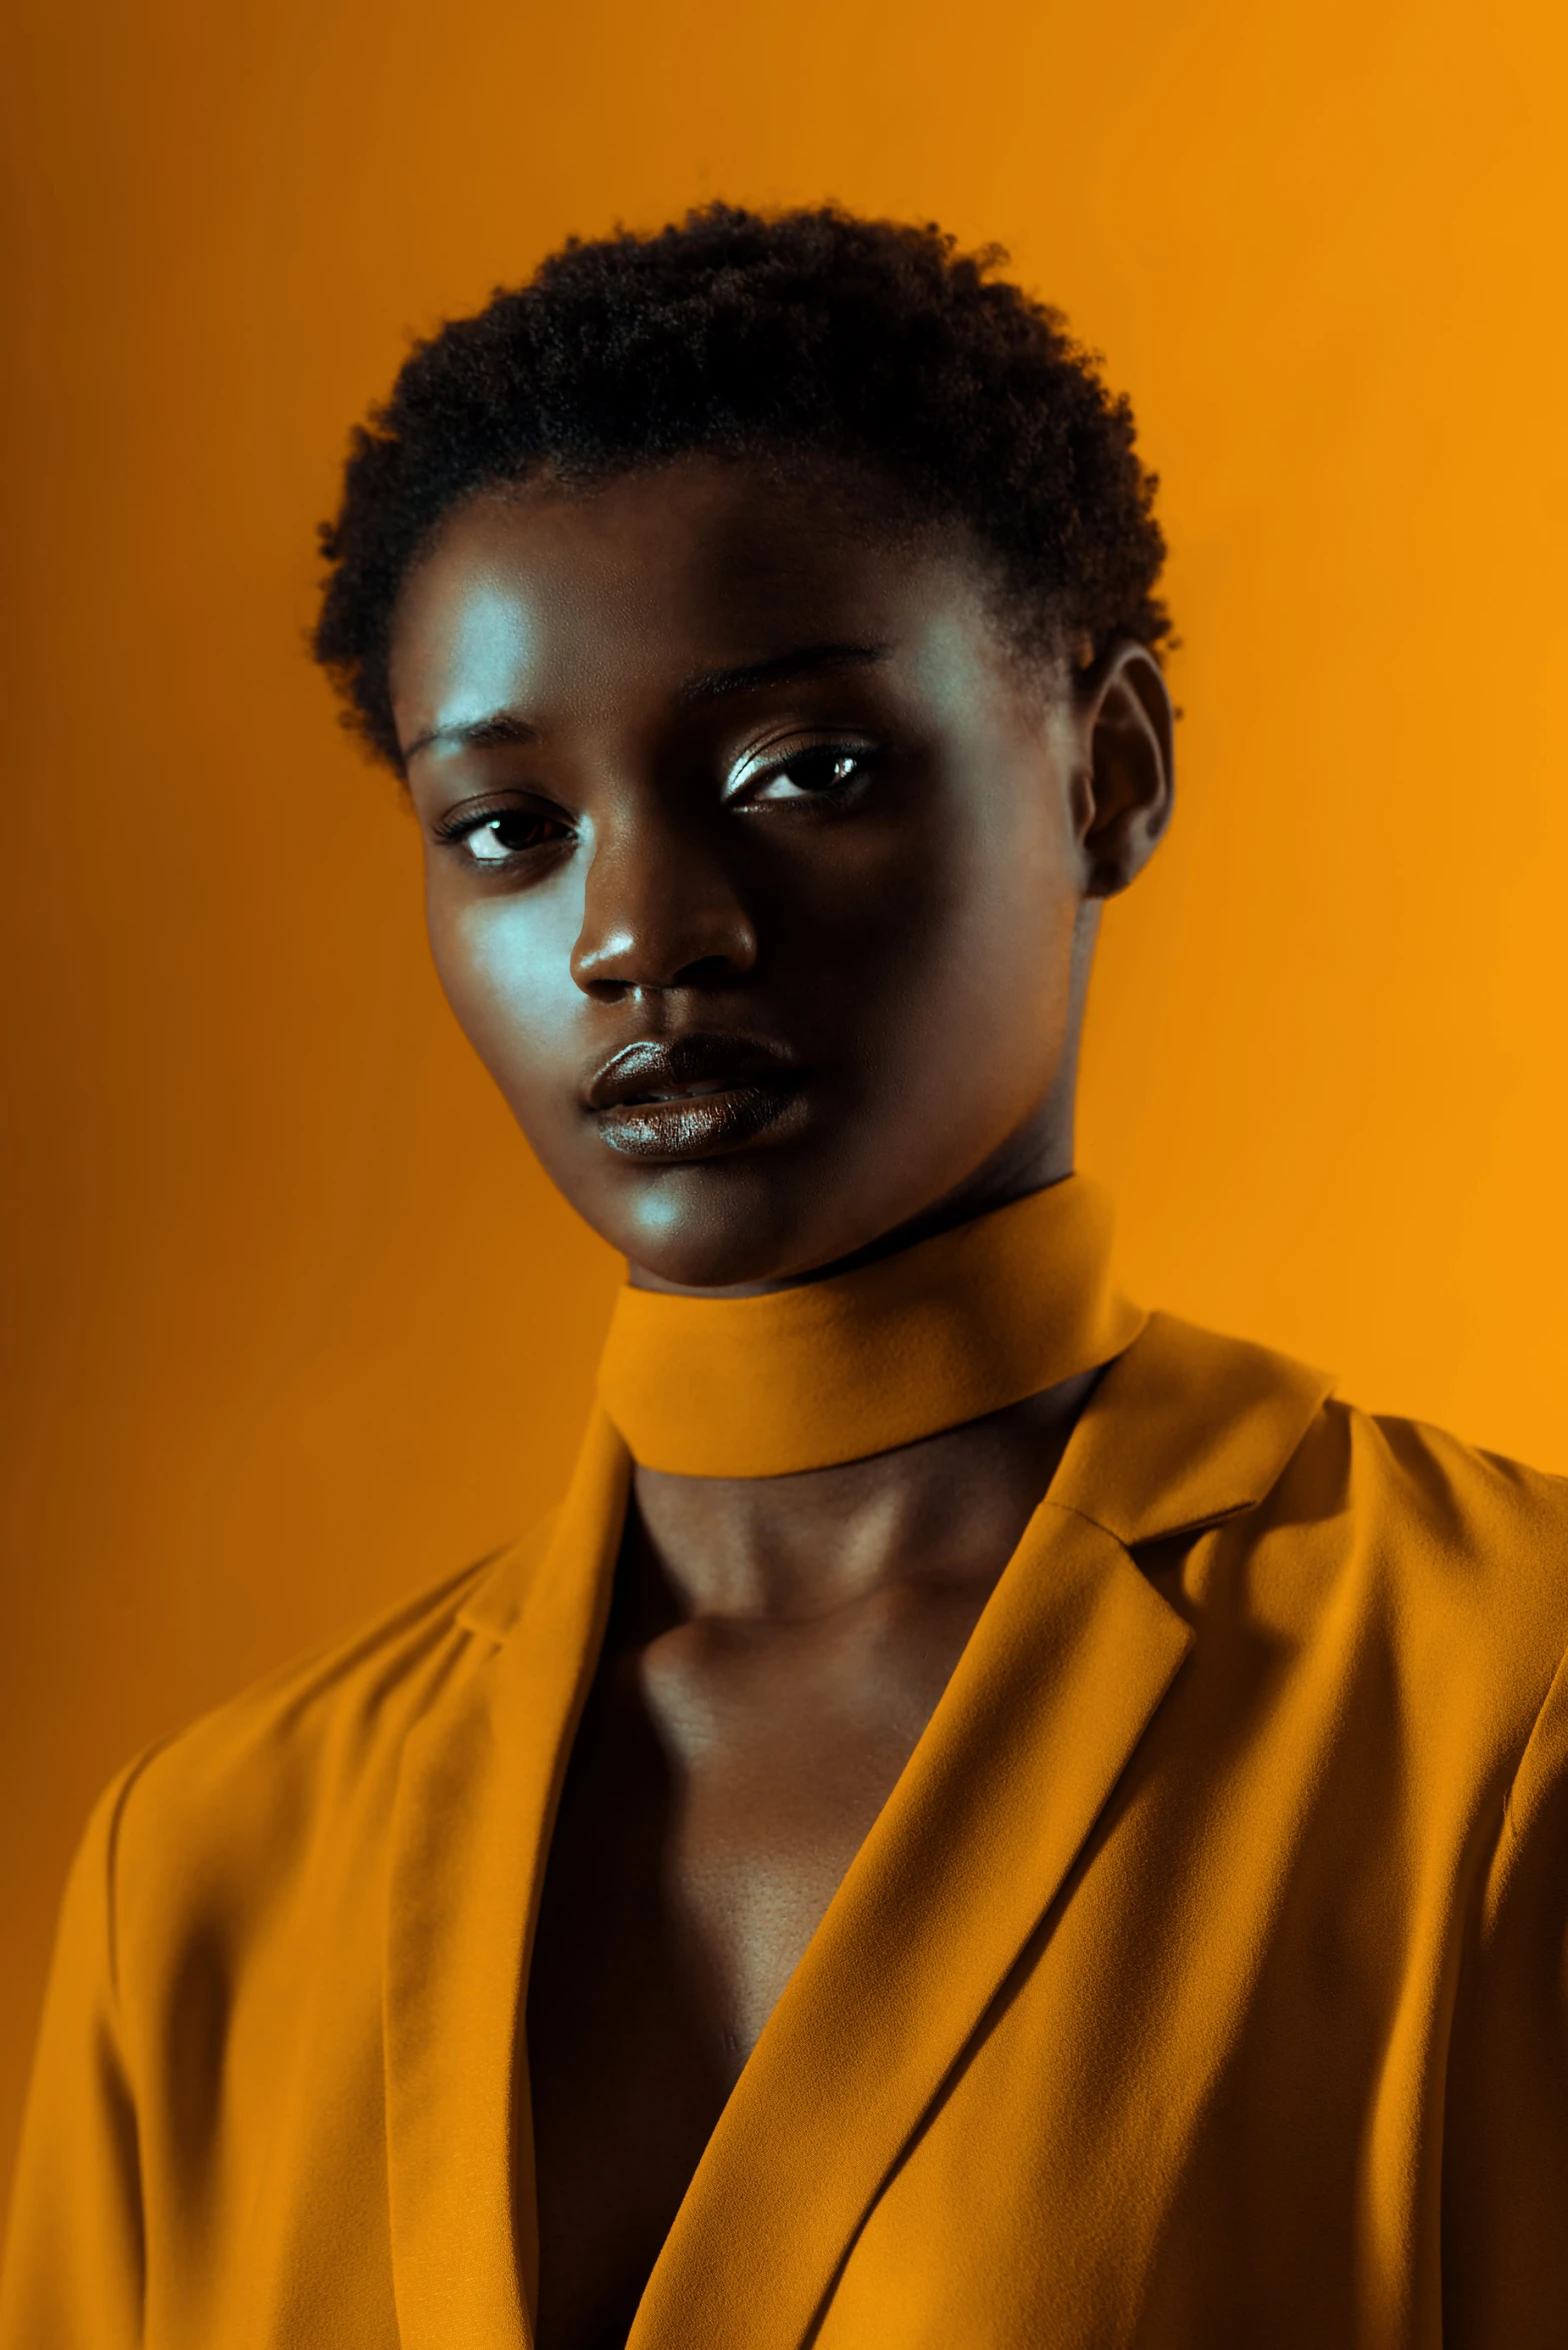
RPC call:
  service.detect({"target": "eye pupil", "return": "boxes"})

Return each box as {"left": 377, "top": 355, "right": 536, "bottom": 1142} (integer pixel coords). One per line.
{"left": 449, "top": 806, "right": 566, "bottom": 863}
{"left": 771, "top": 747, "right": 863, "bottom": 797}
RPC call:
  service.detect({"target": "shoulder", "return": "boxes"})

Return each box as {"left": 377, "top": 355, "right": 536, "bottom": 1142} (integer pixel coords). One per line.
{"left": 1086, "top": 1309, "right": 1568, "bottom": 1715}
{"left": 1276, "top": 1385, "right": 1568, "bottom": 1592}
{"left": 1340, "top": 1402, "right": 1568, "bottom": 1530}
{"left": 1115, "top": 1305, "right": 1568, "bottom": 1561}
{"left": 94, "top": 1518, "right": 558, "bottom": 1949}
{"left": 1179, "top": 1323, "right": 1568, "bottom": 1733}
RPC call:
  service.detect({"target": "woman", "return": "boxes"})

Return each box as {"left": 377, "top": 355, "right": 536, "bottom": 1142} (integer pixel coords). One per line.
{"left": 4, "top": 205, "right": 1566, "bottom": 2350}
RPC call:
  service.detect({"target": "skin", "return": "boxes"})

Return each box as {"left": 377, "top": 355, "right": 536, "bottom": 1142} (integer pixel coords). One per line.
{"left": 389, "top": 454, "right": 1173, "bottom": 2350}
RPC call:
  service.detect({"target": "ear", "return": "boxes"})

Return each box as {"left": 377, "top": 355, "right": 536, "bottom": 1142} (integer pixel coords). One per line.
{"left": 1070, "top": 641, "right": 1175, "bottom": 898}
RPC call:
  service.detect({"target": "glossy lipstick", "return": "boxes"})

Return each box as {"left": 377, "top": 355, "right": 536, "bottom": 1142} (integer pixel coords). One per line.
{"left": 584, "top": 1035, "right": 806, "bottom": 1163}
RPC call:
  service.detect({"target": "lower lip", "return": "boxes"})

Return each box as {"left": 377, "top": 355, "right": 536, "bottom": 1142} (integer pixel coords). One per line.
{"left": 591, "top": 1081, "right": 806, "bottom": 1163}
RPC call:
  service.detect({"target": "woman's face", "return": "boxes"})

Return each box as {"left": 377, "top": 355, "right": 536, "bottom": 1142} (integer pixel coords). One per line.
{"left": 389, "top": 457, "right": 1170, "bottom": 1290}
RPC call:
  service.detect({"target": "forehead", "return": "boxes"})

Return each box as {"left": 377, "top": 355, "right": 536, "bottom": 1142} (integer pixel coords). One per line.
{"left": 387, "top": 458, "right": 1014, "bottom": 750}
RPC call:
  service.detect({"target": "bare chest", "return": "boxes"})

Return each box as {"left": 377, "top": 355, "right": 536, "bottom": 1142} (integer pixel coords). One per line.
{"left": 523, "top": 1578, "right": 991, "bottom": 2349}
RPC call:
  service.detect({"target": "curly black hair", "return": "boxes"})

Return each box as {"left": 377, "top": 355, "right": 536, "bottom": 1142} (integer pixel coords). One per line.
{"left": 314, "top": 204, "right": 1171, "bottom": 769}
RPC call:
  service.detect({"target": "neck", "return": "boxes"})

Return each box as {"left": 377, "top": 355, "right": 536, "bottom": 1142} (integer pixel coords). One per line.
{"left": 626, "top": 1080, "right": 1077, "bottom": 1299}
{"left": 626, "top": 1368, "right": 1100, "bottom": 1631}
{"left": 597, "top": 1144, "right": 1135, "bottom": 1626}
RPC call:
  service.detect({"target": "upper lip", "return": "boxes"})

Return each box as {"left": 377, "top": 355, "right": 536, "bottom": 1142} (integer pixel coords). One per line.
{"left": 584, "top": 1033, "right": 801, "bottom": 1111}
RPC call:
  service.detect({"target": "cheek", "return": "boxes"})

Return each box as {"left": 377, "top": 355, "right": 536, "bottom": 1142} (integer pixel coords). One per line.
{"left": 855, "top": 783, "right": 1079, "bottom": 1059}
{"left": 423, "top": 873, "right": 586, "bottom": 1111}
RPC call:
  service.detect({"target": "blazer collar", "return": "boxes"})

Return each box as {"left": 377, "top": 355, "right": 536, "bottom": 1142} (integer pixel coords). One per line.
{"left": 1052, "top": 1309, "right": 1335, "bottom": 1547}
{"left": 390, "top": 1312, "right": 1334, "bottom": 2350}
{"left": 455, "top": 1309, "right": 1336, "bottom": 1640}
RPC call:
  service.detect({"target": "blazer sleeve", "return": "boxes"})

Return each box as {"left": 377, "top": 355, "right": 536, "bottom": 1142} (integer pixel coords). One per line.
{"left": 0, "top": 1762, "right": 148, "bottom": 2350}
{"left": 1443, "top": 1645, "right": 1568, "bottom": 2346}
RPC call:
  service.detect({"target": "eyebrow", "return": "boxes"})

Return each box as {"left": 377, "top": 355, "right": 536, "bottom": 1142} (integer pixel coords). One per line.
{"left": 403, "top": 641, "right": 893, "bottom": 764}
{"left": 403, "top": 712, "right": 539, "bottom": 763}
{"left": 673, "top": 640, "right": 893, "bottom": 705}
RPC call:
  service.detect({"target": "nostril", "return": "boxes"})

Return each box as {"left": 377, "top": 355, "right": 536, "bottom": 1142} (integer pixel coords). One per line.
{"left": 570, "top": 911, "right": 760, "bottom": 994}
{"left": 670, "top": 952, "right": 750, "bottom": 988}
{"left": 568, "top": 822, "right": 761, "bottom": 993}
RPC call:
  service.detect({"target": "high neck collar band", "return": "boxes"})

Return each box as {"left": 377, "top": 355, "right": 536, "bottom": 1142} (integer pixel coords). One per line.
{"left": 595, "top": 1175, "right": 1145, "bottom": 1479}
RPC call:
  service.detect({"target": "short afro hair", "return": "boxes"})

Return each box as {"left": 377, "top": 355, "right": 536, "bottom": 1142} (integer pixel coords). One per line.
{"left": 313, "top": 204, "right": 1171, "bottom": 769}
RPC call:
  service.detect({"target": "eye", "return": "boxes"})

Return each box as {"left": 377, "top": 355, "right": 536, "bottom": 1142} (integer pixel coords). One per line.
{"left": 730, "top": 742, "right": 876, "bottom": 808}
{"left": 436, "top": 805, "right": 572, "bottom": 866}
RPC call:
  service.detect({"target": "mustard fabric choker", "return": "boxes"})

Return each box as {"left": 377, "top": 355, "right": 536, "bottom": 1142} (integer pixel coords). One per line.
{"left": 595, "top": 1175, "right": 1145, "bottom": 1478}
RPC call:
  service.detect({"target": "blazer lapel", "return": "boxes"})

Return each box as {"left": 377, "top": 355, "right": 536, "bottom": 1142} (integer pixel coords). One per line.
{"left": 626, "top": 1311, "right": 1334, "bottom": 2350}
{"left": 383, "top": 1410, "right": 628, "bottom": 2350}
{"left": 628, "top": 1496, "right": 1193, "bottom": 2350}
{"left": 379, "top": 1307, "right": 1333, "bottom": 2350}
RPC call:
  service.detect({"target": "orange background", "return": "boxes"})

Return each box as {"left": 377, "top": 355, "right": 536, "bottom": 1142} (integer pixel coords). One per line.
{"left": 2, "top": 0, "right": 1565, "bottom": 2212}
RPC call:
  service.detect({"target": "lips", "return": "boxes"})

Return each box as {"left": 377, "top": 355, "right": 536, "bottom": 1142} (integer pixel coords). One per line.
{"left": 584, "top": 1034, "right": 807, "bottom": 1163}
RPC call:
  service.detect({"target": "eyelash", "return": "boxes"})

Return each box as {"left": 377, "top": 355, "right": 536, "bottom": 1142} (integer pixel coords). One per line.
{"left": 432, "top": 738, "right": 880, "bottom": 869}
{"left": 729, "top": 740, "right": 878, "bottom": 807}
{"left": 432, "top": 804, "right": 571, "bottom": 858}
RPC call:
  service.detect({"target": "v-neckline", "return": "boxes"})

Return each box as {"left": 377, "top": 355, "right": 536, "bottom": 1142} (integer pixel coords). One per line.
{"left": 385, "top": 1313, "right": 1333, "bottom": 2350}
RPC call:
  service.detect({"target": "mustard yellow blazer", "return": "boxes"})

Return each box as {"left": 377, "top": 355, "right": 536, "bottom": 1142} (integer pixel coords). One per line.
{"left": 5, "top": 1313, "right": 1568, "bottom": 2347}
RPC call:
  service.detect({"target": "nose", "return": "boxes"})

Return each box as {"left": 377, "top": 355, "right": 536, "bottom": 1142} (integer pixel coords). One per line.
{"left": 570, "top": 804, "right": 759, "bottom": 997}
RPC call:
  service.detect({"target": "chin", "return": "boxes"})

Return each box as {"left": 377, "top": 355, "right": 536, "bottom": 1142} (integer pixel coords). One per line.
{"left": 607, "top": 1160, "right": 883, "bottom": 1293}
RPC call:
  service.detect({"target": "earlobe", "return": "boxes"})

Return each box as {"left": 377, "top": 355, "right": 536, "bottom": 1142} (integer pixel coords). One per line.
{"left": 1078, "top": 641, "right": 1175, "bottom": 899}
